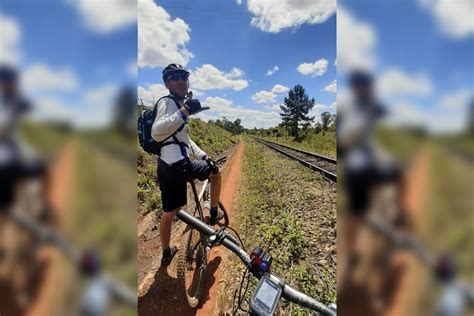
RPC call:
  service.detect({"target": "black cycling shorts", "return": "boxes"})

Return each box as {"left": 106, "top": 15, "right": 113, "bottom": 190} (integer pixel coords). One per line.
{"left": 345, "top": 164, "right": 401, "bottom": 216}
{"left": 157, "top": 158, "right": 212, "bottom": 212}
{"left": 0, "top": 159, "right": 47, "bottom": 212}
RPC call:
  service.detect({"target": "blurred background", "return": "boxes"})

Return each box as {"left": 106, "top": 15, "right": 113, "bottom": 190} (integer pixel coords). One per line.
{"left": 1, "top": 0, "right": 137, "bottom": 315}
{"left": 337, "top": 1, "right": 473, "bottom": 316}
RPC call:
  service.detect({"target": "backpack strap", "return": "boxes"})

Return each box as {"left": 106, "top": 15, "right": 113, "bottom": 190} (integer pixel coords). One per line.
{"left": 154, "top": 95, "right": 188, "bottom": 157}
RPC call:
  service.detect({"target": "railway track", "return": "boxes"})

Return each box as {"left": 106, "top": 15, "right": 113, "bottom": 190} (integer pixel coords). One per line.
{"left": 254, "top": 137, "right": 337, "bottom": 182}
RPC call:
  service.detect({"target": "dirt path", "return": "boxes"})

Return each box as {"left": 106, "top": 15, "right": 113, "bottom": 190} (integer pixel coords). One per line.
{"left": 196, "top": 140, "right": 244, "bottom": 316}
{"left": 0, "top": 142, "right": 76, "bottom": 316}
{"left": 338, "top": 146, "right": 432, "bottom": 316}
{"left": 138, "top": 140, "right": 244, "bottom": 316}
{"left": 25, "top": 141, "right": 76, "bottom": 316}
{"left": 384, "top": 146, "right": 431, "bottom": 316}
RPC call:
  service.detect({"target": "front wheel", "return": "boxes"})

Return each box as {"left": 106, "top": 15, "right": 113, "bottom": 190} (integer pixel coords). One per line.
{"left": 177, "top": 224, "right": 206, "bottom": 308}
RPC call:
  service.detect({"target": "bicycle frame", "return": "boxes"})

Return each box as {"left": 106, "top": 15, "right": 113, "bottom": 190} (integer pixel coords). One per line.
{"left": 176, "top": 209, "right": 336, "bottom": 316}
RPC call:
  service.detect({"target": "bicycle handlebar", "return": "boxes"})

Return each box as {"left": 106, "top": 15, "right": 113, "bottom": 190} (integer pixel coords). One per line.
{"left": 176, "top": 209, "right": 336, "bottom": 316}
{"left": 9, "top": 211, "right": 137, "bottom": 308}
{"left": 364, "top": 215, "right": 434, "bottom": 267}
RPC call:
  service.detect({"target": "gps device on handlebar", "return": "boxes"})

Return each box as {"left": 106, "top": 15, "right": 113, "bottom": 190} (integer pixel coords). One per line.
{"left": 250, "top": 276, "right": 282, "bottom": 315}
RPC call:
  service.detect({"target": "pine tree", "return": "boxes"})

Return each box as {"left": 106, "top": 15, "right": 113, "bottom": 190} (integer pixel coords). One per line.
{"left": 280, "top": 85, "right": 315, "bottom": 140}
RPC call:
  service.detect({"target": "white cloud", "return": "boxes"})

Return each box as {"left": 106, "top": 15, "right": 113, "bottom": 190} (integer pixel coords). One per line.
{"left": 83, "top": 83, "right": 118, "bottom": 105}
{"left": 195, "top": 94, "right": 282, "bottom": 128}
{"left": 264, "top": 103, "right": 283, "bottom": 111}
{"left": 297, "top": 58, "right": 328, "bottom": 77}
{"left": 138, "top": 0, "right": 193, "bottom": 68}
{"left": 190, "top": 64, "right": 249, "bottom": 91}
{"left": 247, "top": 0, "right": 336, "bottom": 33}
{"left": 377, "top": 68, "right": 434, "bottom": 97}
{"left": 202, "top": 96, "right": 233, "bottom": 111}
{"left": 330, "top": 101, "right": 336, "bottom": 108}
{"left": 0, "top": 13, "right": 21, "bottom": 65}
{"left": 419, "top": 0, "right": 474, "bottom": 39}
{"left": 30, "top": 83, "right": 119, "bottom": 128}
{"left": 75, "top": 83, "right": 119, "bottom": 128}
{"left": 211, "top": 106, "right": 281, "bottom": 128}
{"left": 252, "top": 90, "right": 277, "bottom": 103}
{"left": 22, "top": 64, "right": 79, "bottom": 93}
{"left": 229, "top": 67, "right": 244, "bottom": 78}
{"left": 127, "top": 60, "right": 137, "bottom": 77}
{"left": 138, "top": 83, "right": 169, "bottom": 105}
{"left": 271, "top": 84, "right": 289, "bottom": 94}
{"left": 71, "top": 0, "right": 136, "bottom": 34}
{"left": 323, "top": 80, "right": 336, "bottom": 93}
{"left": 383, "top": 98, "right": 470, "bottom": 134}
{"left": 315, "top": 103, "right": 330, "bottom": 111}
{"left": 191, "top": 89, "right": 205, "bottom": 97}
{"left": 30, "top": 97, "right": 73, "bottom": 123}
{"left": 266, "top": 66, "right": 279, "bottom": 76}
{"left": 308, "top": 103, "right": 335, "bottom": 123}
{"left": 337, "top": 6, "right": 376, "bottom": 71}
{"left": 439, "top": 88, "right": 471, "bottom": 108}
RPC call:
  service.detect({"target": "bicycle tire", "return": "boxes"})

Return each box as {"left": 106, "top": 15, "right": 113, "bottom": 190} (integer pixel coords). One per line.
{"left": 177, "top": 219, "right": 206, "bottom": 307}
{"left": 218, "top": 201, "right": 230, "bottom": 227}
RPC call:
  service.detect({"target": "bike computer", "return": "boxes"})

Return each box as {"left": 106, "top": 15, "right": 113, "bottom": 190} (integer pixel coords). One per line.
{"left": 250, "top": 276, "right": 282, "bottom": 315}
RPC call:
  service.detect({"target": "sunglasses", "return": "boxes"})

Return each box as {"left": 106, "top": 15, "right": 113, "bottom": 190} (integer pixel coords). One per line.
{"left": 167, "top": 73, "right": 189, "bottom": 82}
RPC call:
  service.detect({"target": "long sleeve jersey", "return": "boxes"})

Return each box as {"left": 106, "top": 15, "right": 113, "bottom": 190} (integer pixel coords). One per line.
{"left": 151, "top": 96, "right": 206, "bottom": 165}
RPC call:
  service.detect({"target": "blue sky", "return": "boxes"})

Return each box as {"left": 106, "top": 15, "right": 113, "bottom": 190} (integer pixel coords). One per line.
{"left": 338, "top": 0, "right": 473, "bottom": 134}
{"left": 0, "top": 0, "right": 137, "bottom": 127}
{"left": 138, "top": 0, "right": 337, "bottom": 129}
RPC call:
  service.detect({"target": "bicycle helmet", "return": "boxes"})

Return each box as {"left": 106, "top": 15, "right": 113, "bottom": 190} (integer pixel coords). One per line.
{"left": 349, "top": 69, "right": 373, "bottom": 87}
{"left": 162, "top": 63, "right": 190, "bottom": 83}
{"left": 0, "top": 64, "right": 18, "bottom": 83}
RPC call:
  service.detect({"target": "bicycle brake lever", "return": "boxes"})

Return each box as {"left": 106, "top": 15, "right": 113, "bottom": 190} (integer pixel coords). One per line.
{"left": 216, "top": 156, "right": 227, "bottom": 165}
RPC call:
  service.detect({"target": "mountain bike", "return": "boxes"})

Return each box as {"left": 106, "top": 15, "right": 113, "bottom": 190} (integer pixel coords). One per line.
{"left": 9, "top": 210, "right": 137, "bottom": 315}
{"left": 364, "top": 215, "right": 474, "bottom": 315}
{"left": 176, "top": 209, "right": 337, "bottom": 315}
{"left": 177, "top": 156, "right": 230, "bottom": 307}
{"left": 0, "top": 170, "right": 53, "bottom": 308}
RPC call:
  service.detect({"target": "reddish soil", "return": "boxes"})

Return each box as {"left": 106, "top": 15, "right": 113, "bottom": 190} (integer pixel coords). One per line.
{"left": 26, "top": 142, "right": 76, "bottom": 316}
{"left": 138, "top": 140, "right": 244, "bottom": 316}
{"left": 384, "top": 146, "right": 431, "bottom": 316}
{"left": 338, "top": 146, "right": 431, "bottom": 316}
{"left": 0, "top": 142, "right": 75, "bottom": 316}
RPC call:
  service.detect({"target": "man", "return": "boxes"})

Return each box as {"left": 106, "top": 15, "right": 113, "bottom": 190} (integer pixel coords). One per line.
{"left": 0, "top": 65, "right": 49, "bottom": 302}
{"left": 152, "top": 64, "right": 224, "bottom": 267}
{"left": 0, "top": 65, "right": 47, "bottom": 217}
{"left": 338, "top": 70, "right": 404, "bottom": 271}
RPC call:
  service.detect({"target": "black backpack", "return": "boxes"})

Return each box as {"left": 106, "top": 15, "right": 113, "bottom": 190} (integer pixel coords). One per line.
{"left": 138, "top": 95, "right": 187, "bottom": 155}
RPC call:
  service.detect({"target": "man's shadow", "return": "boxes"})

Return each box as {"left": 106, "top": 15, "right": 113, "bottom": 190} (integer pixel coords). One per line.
{"left": 138, "top": 256, "right": 222, "bottom": 316}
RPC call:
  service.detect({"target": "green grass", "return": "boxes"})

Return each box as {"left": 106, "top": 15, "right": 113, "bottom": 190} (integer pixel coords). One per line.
{"left": 19, "top": 120, "right": 70, "bottom": 155}
{"left": 375, "top": 125, "right": 427, "bottom": 160}
{"left": 69, "top": 140, "right": 137, "bottom": 316}
{"left": 262, "top": 130, "right": 336, "bottom": 158}
{"left": 220, "top": 137, "right": 336, "bottom": 314}
{"left": 372, "top": 127, "right": 472, "bottom": 312}
{"left": 19, "top": 122, "right": 136, "bottom": 315}
{"left": 425, "top": 145, "right": 473, "bottom": 284}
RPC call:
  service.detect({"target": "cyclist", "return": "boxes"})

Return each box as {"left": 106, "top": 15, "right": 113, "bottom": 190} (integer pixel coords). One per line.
{"left": 0, "top": 65, "right": 50, "bottom": 307}
{"left": 338, "top": 70, "right": 405, "bottom": 273}
{"left": 152, "top": 63, "right": 224, "bottom": 267}
{"left": 0, "top": 64, "right": 49, "bottom": 221}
